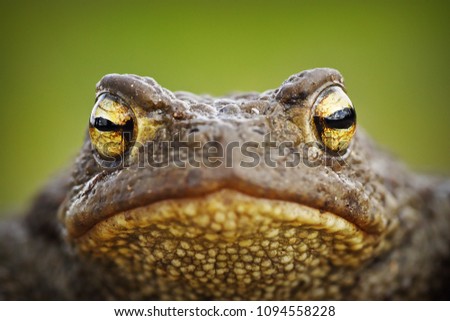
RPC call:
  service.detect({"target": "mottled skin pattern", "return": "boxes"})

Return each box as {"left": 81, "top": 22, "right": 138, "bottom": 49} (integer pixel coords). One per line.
{"left": 0, "top": 68, "right": 449, "bottom": 300}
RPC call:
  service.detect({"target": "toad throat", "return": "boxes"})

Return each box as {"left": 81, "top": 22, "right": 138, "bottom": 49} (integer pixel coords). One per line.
{"left": 72, "top": 189, "right": 385, "bottom": 300}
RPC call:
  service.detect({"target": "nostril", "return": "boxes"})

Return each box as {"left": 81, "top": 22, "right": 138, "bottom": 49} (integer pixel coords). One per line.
{"left": 251, "top": 127, "right": 266, "bottom": 135}
{"left": 188, "top": 127, "right": 200, "bottom": 134}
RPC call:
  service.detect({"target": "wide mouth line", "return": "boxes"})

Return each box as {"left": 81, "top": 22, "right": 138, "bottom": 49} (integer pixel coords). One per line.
{"left": 67, "top": 187, "right": 373, "bottom": 240}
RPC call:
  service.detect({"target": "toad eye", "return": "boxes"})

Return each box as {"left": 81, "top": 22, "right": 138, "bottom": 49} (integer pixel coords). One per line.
{"left": 89, "top": 93, "right": 136, "bottom": 160}
{"left": 312, "top": 86, "right": 356, "bottom": 153}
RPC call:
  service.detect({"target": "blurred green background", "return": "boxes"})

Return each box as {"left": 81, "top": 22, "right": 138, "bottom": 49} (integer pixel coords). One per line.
{"left": 0, "top": 0, "right": 448, "bottom": 212}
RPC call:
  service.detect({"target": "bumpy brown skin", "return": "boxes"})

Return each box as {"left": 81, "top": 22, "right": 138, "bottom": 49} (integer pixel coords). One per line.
{"left": 0, "top": 68, "right": 449, "bottom": 300}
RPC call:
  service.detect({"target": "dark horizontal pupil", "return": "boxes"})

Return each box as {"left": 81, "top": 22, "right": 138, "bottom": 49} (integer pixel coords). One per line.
{"left": 323, "top": 108, "right": 356, "bottom": 129}
{"left": 94, "top": 117, "right": 134, "bottom": 133}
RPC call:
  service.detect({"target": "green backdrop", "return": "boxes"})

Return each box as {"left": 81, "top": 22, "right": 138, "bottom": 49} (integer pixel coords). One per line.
{"left": 0, "top": 0, "right": 448, "bottom": 211}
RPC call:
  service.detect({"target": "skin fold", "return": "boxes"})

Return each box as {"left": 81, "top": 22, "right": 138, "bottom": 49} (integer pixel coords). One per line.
{"left": 0, "top": 68, "right": 448, "bottom": 300}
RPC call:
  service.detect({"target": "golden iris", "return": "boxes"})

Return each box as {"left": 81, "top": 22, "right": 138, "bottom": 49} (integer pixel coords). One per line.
{"left": 312, "top": 86, "right": 356, "bottom": 153}
{"left": 89, "top": 93, "right": 136, "bottom": 160}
